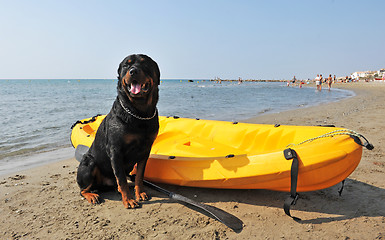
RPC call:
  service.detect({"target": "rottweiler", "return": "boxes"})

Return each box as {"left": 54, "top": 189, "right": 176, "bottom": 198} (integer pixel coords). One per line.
{"left": 76, "top": 54, "right": 160, "bottom": 208}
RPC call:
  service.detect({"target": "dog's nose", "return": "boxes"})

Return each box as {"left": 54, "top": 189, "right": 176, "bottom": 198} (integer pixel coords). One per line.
{"left": 129, "top": 67, "right": 137, "bottom": 76}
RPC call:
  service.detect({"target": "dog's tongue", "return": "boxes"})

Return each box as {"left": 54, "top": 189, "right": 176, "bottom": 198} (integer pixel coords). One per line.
{"left": 130, "top": 83, "right": 141, "bottom": 94}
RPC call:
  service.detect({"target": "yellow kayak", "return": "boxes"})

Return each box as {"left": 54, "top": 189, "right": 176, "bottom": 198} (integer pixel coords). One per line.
{"left": 71, "top": 115, "right": 369, "bottom": 192}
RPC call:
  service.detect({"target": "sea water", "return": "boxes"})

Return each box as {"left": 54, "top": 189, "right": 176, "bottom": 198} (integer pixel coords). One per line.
{"left": 0, "top": 79, "right": 354, "bottom": 175}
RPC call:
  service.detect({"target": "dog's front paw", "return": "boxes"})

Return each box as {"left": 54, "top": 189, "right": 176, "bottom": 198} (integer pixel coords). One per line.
{"left": 122, "top": 198, "right": 140, "bottom": 209}
{"left": 135, "top": 186, "right": 149, "bottom": 201}
{"left": 136, "top": 191, "right": 149, "bottom": 201}
{"left": 119, "top": 185, "right": 140, "bottom": 209}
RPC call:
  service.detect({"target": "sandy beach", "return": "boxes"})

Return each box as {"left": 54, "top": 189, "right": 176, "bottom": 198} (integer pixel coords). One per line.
{"left": 1, "top": 82, "right": 384, "bottom": 239}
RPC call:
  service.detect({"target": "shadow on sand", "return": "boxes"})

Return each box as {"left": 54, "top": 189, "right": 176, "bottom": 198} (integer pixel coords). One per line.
{"left": 144, "top": 178, "right": 384, "bottom": 224}
{"left": 97, "top": 177, "right": 384, "bottom": 228}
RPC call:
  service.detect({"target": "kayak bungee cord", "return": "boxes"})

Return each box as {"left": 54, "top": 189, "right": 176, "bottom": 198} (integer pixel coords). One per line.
{"left": 286, "top": 129, "right": 374, "bottom": 150}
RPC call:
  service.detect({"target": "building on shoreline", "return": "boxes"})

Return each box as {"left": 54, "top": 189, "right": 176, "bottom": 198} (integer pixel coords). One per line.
{"left": 351, "top": 68, "right": 385, "bottom": 80}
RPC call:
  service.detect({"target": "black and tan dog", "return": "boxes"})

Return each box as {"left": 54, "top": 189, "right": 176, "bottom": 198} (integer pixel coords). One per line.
{"left": 76, "top": 54, "right": 160, "bottom": 208}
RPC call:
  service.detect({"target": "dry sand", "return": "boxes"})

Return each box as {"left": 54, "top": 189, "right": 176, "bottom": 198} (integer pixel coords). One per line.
{"left": 1, "top": 82, "right": 384, "bottom": 239}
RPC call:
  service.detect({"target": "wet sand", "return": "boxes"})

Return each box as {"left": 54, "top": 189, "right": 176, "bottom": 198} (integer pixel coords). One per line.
{"left": 1, "top": 82, "right": 384, "bottom": 239}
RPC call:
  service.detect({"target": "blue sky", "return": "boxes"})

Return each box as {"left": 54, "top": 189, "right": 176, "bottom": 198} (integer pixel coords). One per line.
{"left": 1, "top": 0, "right": 384, "bottom": 80}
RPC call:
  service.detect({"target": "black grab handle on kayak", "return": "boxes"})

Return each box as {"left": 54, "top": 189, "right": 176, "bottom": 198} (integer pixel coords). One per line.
{"left": 350, "top": 134, "right": 374, "bottom": 150}
{"left": 283, "top": 148, "right": 301, "bottom": 221}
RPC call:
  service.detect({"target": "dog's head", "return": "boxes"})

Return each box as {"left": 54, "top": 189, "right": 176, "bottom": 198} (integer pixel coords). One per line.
{"left": 117, "top": 54, "right": 160, "bottom": 107}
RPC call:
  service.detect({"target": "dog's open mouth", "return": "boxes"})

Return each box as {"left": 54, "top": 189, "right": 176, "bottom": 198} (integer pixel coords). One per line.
{"left": 129, "top": 81, "right": 150, "bottom": 95}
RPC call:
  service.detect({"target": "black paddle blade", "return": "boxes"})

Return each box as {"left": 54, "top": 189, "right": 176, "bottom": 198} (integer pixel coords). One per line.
{"left": 171, "top": 193, "right": 243, "bottom": 231}
{"left": 142, "top": 179, "right": 243, "bottom": 231}
{"left": 75, "top": 144, "right": 89, "bottom": 162}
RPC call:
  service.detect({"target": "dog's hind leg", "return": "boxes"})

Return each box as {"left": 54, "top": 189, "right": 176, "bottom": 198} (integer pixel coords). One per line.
{"left": 77, "top": 155, "right": 101, "bottom": 204}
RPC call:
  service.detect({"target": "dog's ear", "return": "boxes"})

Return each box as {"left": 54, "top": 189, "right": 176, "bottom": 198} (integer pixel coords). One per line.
{"left": 153, "top": 61, "right": 161, "bottom": 85}
{"left": 138, "top": 54, "right": 160, "bottom": 85}
{"left": 117, "top": 56, "right": 129, "bottom": 80}
{"left": 145, "top": 57, "right": 160, "bottom": 85}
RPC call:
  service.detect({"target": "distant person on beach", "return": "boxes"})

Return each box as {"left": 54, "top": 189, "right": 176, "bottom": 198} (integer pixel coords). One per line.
{"left": 319, "top": 74, "right": 323, "bottom": 90}
{"left": 292, "top": 76, "right": 296, "bottom": 86}
{"left": 333, "top": 75, "right": 336, "bottom": 83}
{"left": 327, "top": 74, "right": 333, "bottom": 91}
{"left": 315, "top": 74, "right": 321, "bottom": 90}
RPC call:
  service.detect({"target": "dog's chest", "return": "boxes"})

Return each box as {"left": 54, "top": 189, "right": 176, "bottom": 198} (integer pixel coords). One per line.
{"left": 121, "top": 131, "right": 157, "bottom": 158}
{"left": 123, "top": 133, "right": 150, "bottom": 146}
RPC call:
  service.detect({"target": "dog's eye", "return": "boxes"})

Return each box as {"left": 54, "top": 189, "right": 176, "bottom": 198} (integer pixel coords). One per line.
{"left": 142, "top": 83, "right": 150, "bottom": 92}
{"left": 122, "top": 65, "right": 131, "bottom": 74}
